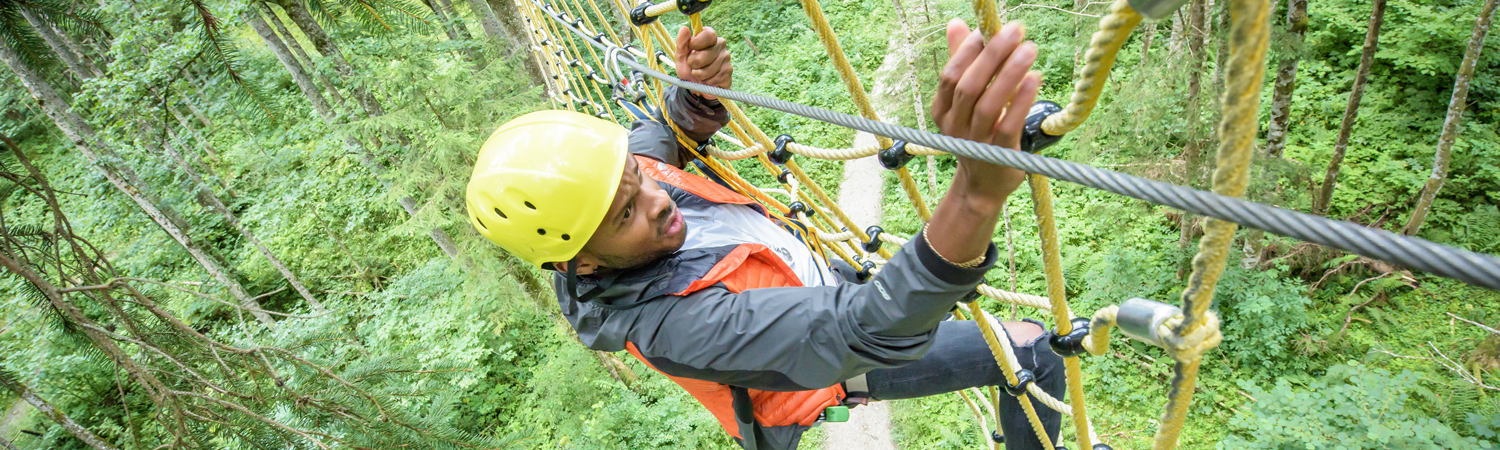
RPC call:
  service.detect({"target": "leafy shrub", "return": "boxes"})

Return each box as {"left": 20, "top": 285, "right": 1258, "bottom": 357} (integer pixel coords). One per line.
{"left": 1221, "top": 363, "right": 1496, "bottom": 449}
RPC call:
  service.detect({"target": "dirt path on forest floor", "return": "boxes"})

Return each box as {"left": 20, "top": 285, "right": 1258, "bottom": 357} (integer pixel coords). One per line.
{"left": 822, "top": 23, "right": 925, "bottom": 450}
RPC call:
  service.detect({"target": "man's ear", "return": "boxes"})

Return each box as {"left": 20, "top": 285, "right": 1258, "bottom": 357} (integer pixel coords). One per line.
{"left": 549, "top": 256, "right": 600, "bottom": 275}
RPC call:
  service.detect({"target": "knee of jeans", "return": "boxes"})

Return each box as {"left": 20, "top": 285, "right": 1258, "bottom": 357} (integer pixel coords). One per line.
{"left": 1027, "top": 336, "right": 1066, "bottom": 387}
{"left": 1005, "top": 320, "right": 1047, "bottom": 347}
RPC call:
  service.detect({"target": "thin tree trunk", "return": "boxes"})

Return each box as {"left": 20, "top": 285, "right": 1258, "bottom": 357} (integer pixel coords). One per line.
{"left": 275, "top": 0, "right": 388, "bottom": 121}
{"left": 1170, "top": 10, "right": 1185, "bottom": 57}
{"left": 160, "top": 134, "right": 327, "bottom": 312}
{"left": 22, "top": 10, "right": 93, "bottom": 81}
{"left": 1179, "top": 0, "right": 1207, "bottom": 248}
{"left": 179, "top": 70, "right": 215, "bottom": 128}
{"left": 0, "top": 370, "right": 121, "bottom": 450}
{"left": 263, "top": 2, "right": 348, "bottom": 107}
{"left": 428, "top": 0, "right": 485, "bottom": 62}
{"left": 1140, "top": 22, "right": 1156, "bottom": 68}
{"left": 0, "top": 435, "right": 18, "bottom": 450}
{"left": 251, "top": 5, "right": 461, "bottom": 259}
{"left": 1403, "top": 0, "right": 1495, "bottom": 236}
{"left": 0, "top": 40, "right": 275, "bottom": 325}
{"left": 1265, "top": 0, "right": 1308, "bottom": 158}
{"left": 52, "top": 25, "right": 103, "bottom": 77}
{"left": 246, "top": 9, "right": 335, "bottom": 118}
{"left": 427, "top": 0, "right": 463, "bottom": 41}
{"left": 488, "top": 0, "right": 548, "bottom": 85}
{"left": 1313, "top": 0, "right": 1386, "bottom": 216}
{"left": 465, "top": 0, "right": 514, "bottom": 49}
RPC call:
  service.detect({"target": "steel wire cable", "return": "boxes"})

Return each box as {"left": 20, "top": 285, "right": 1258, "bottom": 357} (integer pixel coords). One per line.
{"left": 530, "top": 0, "right": 1500, "bottom": 291}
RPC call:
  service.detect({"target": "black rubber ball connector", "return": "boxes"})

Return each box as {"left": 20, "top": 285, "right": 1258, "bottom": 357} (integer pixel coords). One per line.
{"left": 629, "top": 2, "right": 657, "bottom": 26}
{"left": 1004, "top": 369, "right": 1035, "bottom": 396}
{"left": 676, "top": 0, "right": 711, "bottom": 15}
{"left": 776, "top": 169, "right": 792, "bottom": 184}
{"left": 1093, "top": 444, "right": 1114, "bottom": 450}
{"left": 787, "top": 201, "right": 808, "bottom": 217}
{"left": 878, "top": 140, "right": 913, "bottom": 170}
{"left": 991, "top": 430, "right": 1005, "bottom": 444}
{"left": 862, "top": 226, "right": 884, "bottom": 254}
{"left": 856, "top": 260, "right": 877, "bottom": 283}
{"left": 1020, "top": 100, "right": 1064, "bottom": 154}
{"left": 1048, "top": 317, "right": 1093, "bottom": 358}
{"left": 769, "top": 134, "right": 795, "bottom": 165}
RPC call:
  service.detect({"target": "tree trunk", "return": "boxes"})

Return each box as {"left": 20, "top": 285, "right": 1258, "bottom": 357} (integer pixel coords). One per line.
{"left": 250, "top": 5, "right": 461, "bottom": 260}
{"left": 160, "top": 135, "right": 327, "bottom": 312}
{"left": 179, "top": 70, "right": 215, "bottom": 128}
{"left": 427, "top": 0, "right": 463, "bottom": 41}
{"left": 262, "top": 2, "right": 348, "bottom": 107}
{"left": 52, "top": 25, "right": 104, "bottom": 77}
{"left": 1402, "top": 0, "right": 1496, "bottom": 236}
{"left": 428, "top": 0, "right": 486, "bottom": 62}
{"left": 1170, "top": 10, "right": 1185, "bottom": 57}
{"left": 21, "top": 9, "right": 93, "bottom": 81}
{"left": 1264, "top": 0, "right": 1308, "bottom": 158}
{"left": 0, "top": 39, "right": 275, "bottom": 325}
{"left": 1140, "top": 22, "right": 1156, "bottom": 68}
{"left": 465, "top": 0, "right": 514, "bottom": 49}
{"left": 275, "top": 0, "right": 387, "bottom": 120}
{"left": 1179, "top": 0, "right": 1208, "bottom": 248}
{"left": 488, "top": 0, "right": 548, "bottom": 85}
{"left": 0, "top": 370, "right": 121, "bottom": 450}
{"left": 245, "top": 9, "right": 335, "bottom": 118}
{"left": 1312, "top": 0, "right": 1386, "bottom": 216}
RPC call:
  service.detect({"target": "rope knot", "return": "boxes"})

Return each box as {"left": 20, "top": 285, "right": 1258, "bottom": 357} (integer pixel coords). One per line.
{"left": 1160, "top": 312, "right": 1222, "bottom": 364}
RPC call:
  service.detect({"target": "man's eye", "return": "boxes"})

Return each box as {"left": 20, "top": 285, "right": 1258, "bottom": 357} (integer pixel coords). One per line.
{"left": 623, "top": 207, "right": 631, "bottom": 220}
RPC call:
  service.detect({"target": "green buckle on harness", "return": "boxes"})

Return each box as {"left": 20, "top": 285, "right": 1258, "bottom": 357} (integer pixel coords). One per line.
{"left": 820, "top": 406, "right": 849, "bottom": 423}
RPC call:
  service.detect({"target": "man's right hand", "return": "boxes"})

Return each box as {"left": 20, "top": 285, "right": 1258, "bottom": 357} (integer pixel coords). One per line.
{"left": 923, "top": 19, "right": 1040, "bottom": 266}
{"left": 932, "top": 19, "right": 1040, "bottom": 202}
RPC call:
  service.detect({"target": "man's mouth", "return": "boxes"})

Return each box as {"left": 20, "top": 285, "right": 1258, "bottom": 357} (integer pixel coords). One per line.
{"left": 660, "top": 207, "right": 683, "bottom": 237}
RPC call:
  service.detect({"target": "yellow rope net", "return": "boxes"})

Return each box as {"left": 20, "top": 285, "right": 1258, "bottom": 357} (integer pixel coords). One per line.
{"left": 517, "top": 0, "right": 1273, "bottom": 447}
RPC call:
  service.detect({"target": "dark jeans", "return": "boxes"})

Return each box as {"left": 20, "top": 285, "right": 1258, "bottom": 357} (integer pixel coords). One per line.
{"left": 860, "top": 320, "right": 1066, "bottom": 450}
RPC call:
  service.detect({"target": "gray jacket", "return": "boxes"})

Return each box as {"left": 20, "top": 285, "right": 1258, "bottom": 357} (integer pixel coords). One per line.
{"left": 555, "top": 87, "right": 997, "bottom": 393}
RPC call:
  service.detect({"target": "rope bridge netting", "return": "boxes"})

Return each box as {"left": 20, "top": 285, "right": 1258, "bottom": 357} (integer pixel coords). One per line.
{"left": 511, "top": 0, "right": 1500, "bottom": 447}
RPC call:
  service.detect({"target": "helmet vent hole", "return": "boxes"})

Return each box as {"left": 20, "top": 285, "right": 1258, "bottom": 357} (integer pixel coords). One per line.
{"left": 561, "top": 234, "right": 571, "bottom": 241}
{"left": 537, "top": 228, "right": 546, "bottom": 235}
{"left": 524, "top": 201, "right": 536, "bottom": 210}
{"left": 494, "top": 208, "right": 507, "bottom": 219}
{"left": 476, "top": 219, "right": 488, "bottom": 230}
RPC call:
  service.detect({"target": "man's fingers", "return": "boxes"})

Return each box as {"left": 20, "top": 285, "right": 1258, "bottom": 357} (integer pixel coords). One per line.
{"left": 995, "top": 71, "right": 1042, "bottom": 147}
{"left": 935, "top": 30, "right": 984, "bottom": 121}
{"left": 703, "top": 60, "right": 733, "bottom": 88}
{"left": 945, "top": 18, "right": 970, "bottom": 58}
{"left": 675, "top": 26, "right": 692, "bottom": 56}
{"left": 973, "top": 40, "right": 1036, "bottom": 136}
{"left": 687, "top": 38, "right": 727, "bottom": 68}
{"left": 962, "top": 24, "right": 1026, "bottom": 135}
{"left": 693, "top": 50, "right": 731, "bottom": 80}
{"left": 690, "top": 27, "right": 719, "bottom": 50}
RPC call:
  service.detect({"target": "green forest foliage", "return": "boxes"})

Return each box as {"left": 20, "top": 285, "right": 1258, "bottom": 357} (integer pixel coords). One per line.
{"left": 0, "top": 0, "right": 1497, "bottom": 448}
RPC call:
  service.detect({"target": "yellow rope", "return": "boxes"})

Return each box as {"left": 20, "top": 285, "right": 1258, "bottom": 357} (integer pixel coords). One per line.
{"left": 798, "top": 0, "right": 932, "bottom": 220}
{"left": 1150, "top": 0, "right": 1269, "bottom": 447}
{"left": 1040, "top": 0, "right": 1143, "bottom": 136}
{"left": 966, "top": 303, "right": 1055, "bottom": 449}
{"left": 1027, "top": 174, "right": 1094, "bottom": 450}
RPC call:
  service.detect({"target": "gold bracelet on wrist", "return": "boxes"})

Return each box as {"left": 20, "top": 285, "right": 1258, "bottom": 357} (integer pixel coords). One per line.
{"left": 922, "top": 224, "right": 987, "bottom": 269}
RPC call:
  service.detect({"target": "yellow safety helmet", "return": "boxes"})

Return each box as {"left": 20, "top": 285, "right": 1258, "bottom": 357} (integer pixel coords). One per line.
{"left": 466, "top": 110, "right": 630, "bottom": 268}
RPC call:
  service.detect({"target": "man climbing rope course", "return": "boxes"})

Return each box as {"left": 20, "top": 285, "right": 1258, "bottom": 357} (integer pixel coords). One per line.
{"left": 467, "top": 19, "right": 1068, "bottom": 450}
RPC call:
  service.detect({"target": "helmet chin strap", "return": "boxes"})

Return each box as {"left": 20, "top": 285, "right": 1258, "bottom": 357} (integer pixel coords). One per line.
{"left": 565, "top": 258, "right": 606, "bottom": 304}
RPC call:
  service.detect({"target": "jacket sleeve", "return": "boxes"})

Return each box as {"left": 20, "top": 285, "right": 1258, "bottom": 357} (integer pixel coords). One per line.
{"left": 626, "top": 86, "right": 729, "bottom": 168}
{"left": 626, "top": 235, "right": 997, "bottom": 392}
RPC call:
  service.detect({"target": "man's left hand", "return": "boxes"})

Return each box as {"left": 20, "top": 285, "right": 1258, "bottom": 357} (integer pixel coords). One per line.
{"left": 675, "top": 26, "right": 731, "bottom": 100}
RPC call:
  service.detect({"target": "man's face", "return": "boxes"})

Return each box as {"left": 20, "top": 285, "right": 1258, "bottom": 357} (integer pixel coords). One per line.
{"left": 569, "top": 157, "right": 687, "bottom": 273}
